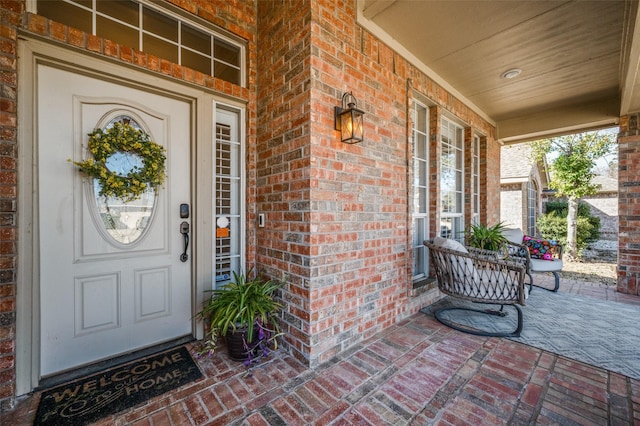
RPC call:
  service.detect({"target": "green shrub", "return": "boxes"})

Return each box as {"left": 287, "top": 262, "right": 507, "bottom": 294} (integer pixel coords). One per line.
{"left": 536, "top": 208, "right": 599, "bottom": 253}
{"left": 545, "top": 200, "right": 593, "bottom": 218}
{"left": 545, "top": 201, "right": 568, "bottom": 214}
{"left": 587, "top": 215, "right": 600, "bottom": 242}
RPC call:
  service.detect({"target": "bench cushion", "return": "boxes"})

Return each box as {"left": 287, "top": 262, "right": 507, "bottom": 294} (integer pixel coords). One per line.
{"left": 433, "top": 236, "right": 467, "bottom": 253}
{"left": 530, "top": 258, "right": 563, "bottom": 272}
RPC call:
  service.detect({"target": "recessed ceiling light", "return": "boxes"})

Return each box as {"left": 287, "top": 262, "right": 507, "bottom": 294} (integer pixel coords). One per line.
{"left": 501, "top": 68, "right": 522, "bottom": 79}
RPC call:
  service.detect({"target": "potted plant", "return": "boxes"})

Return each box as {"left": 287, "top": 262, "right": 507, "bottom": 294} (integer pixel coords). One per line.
{"left": 464, "top": 222, "right": 509, "bottom": 251}
{"left": 196, "top": 270, "right": 283, "bottom": 365}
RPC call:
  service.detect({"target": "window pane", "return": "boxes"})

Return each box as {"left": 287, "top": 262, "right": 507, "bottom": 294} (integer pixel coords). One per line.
{"left": 97, "top": 1, "right": 139, "bottom": 26}
{"left": 143, "top": 6, "right": 178, "bottom": 42}
{"left": 440, "top": 218, "right": 452, "bottom": 238}
{"left": 454, "top": 217, "right": 464, "bottom": 241}
{"left": 92, "top": 116, "right": 157, "bottom": 246}
{"left": 414, "top": 187, "right": 426, "bottom": 213}
{"left": 143, "top": 34, "right": 178, "bottom": 63}
{"left": 455, "top": 127, "right": 463, "bottom": 148}
{"left": 97, "top": 16, "right": 138, "bottom": 48}
{"left": 415, "top": 105, "right": 427, "bottom": 131}
{"left": 413, "top": 247, "right": 425, "bottom": 276}
{"left": 182, "top": 24, "right": 211, "bottom": 55}
{"left": 182, "top": 48, "right": 211, "bottom": 75}
{"left": 214, "top": 38, "right": 240, "bottom": 65}
{"left": 413, "top": 218, "right": 424, "bottom": 246}
{"left": 37, "top": 0, "right": 92, "bottom": 33}
{"left": 416, "top": 133, "right": 427, "bottom": 159}
{"left": 214, "top": 61, "right": 240, "bottom": 85}
{"left": 418, "top": 160, "right": 426, "bottom": 186}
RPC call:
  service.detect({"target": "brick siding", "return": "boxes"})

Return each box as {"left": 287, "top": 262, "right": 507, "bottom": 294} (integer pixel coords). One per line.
{"left": 0, "top": 0, "right": 504, "bottom": 408}
{"left": 255, "top": 1, "right": 499, "bottom": 367}
{"left": 0, "top": 1, "right": 23, "bottom": 410}
{"left": 617, "top": 114, "right": 640, "bottom": 295}
{"left": 0, "top": 0, "right": 257, "bottom": 411}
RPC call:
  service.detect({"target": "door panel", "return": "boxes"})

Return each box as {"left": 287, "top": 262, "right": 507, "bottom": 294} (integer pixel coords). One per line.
{"left": 38, "top": 65, "right": 192, "bottom": 376}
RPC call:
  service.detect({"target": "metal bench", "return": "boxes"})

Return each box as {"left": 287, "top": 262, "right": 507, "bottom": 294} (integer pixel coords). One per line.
{"left": 502, "top": 228, "right": 564, "bottom": 292}
{"left": 424, "top": 237, "right": 528, "bottom": 337}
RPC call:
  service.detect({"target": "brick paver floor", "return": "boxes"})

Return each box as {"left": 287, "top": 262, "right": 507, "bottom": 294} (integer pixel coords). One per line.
{"left": 2, "top": 274, "right": 639, "bottom": 425}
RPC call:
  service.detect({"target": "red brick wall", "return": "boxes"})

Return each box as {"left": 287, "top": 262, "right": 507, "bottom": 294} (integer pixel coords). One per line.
{"left": 255, "top": 0, "right": 499, "bottom": 367}
{"left": 0, "top": 0, "right": 258, "bottom": 410}
{"left": 0, "top": 1, "right": 22, "bottom": 410}
{"left": 255, "top": 0, "right": 313, "bottom": 362}
{"left": 0, "top": 0, "right": 504, "bottom": 407}
{"left": 617, "top": 115, "right": 640, "bottom": 295}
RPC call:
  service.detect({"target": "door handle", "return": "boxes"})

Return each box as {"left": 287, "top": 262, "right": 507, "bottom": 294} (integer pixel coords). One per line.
{"left": 180, "top": 221, "right": 189, "bottom": 262}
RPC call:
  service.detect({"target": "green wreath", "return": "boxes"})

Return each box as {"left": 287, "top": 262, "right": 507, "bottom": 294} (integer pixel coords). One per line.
{"left": 73, "top": 121, "right": 166, "bottom": 202}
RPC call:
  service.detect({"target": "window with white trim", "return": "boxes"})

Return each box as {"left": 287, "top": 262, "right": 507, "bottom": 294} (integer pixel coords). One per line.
{"left": 440, "top": 118, "right": 464, "bottom": 241}
{"left": 472, "top": 134, "right": 480, "bottom": 225}
{"left": 36, "top": 0, "right": 244, "bottom": 86}
{"left": 214, "top": 108, "right": 244, "bottom": 287}
{"left": 412, "top": 101, "right": 429, "bottom": 281}
{"left": 527, "top": 179, "right": 538, "bottom": 236}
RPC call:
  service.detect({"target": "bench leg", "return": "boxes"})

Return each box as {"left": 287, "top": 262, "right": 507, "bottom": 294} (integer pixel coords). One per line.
{"left": 551, "top": 271, "right": 560, "bottom": 291}
{"left": 528, "top": 271, "right": 560, "bottom": 292}
{"left": 434, "top": 304, "right": 523, "bottom": 337}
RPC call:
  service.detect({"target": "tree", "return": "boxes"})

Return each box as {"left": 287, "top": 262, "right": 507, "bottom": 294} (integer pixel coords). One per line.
{"left": 530, "top": 129, "right": 616, "bottom": 258}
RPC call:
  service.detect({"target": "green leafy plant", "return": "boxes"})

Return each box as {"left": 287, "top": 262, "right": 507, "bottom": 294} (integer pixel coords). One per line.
{"left": 196, "top": 269, "right": 283, "bottom": 366}
{"left": 543, "top": 201, "right": 601, "bottom": 243}
{"left": 537, "top": 210, "right": 598, "bottom": 254}
{"left": 464, "top": 222, "right": 509, "bottom": 251}
{"left": 72, "top": 121, "right": 166, "bottom": 202}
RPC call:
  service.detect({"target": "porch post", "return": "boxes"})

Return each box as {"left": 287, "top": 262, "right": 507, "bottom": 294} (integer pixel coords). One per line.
{"left": 617, "top": 114, "right": 640, "bottom": 295}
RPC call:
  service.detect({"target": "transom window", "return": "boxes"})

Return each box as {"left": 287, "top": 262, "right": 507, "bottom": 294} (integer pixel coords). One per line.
{"left": 440, "top": 117, "right": 464, "bottom": 241}
{"left": 36, "top": 0, "right": 244, "bottom": 86}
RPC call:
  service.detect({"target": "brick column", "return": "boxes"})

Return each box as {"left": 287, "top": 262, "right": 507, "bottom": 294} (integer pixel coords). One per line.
{"left": 617, "top": 114, "right": 640, "bottom": 295}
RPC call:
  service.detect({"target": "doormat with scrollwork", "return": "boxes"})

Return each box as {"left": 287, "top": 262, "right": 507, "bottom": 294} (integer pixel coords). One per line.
{"left": 34, "top": 346, "right": 202, "bottom": 426}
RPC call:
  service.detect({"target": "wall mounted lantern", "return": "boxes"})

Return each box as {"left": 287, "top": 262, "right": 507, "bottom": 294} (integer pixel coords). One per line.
{"left": 334, "top": 92, "right": 365, "bottom": 144}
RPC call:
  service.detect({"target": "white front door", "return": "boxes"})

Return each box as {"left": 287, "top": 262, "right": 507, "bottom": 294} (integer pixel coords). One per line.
{"left": 37, "top": 65, "right": 193, "bottom": 376}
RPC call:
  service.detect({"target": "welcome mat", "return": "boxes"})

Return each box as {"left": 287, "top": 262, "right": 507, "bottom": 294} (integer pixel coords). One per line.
{"left": 421, "top": 291, "right": 640, "bottom": 379}
{"left": 34, "top": 346, "right": 202, "bottom": 425}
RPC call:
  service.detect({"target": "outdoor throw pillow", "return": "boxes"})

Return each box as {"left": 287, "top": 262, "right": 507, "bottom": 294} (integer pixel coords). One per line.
{"left": 523, "top": 235, "right": 558, "bottom": 260}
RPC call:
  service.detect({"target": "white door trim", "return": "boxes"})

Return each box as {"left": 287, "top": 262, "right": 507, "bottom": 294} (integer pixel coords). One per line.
{"left": 16, "top": 37, "right": 245, "bottom": 395}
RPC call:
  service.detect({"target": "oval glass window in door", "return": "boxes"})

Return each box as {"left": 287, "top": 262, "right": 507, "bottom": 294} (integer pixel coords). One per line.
{"left": 90, "top": 115, "right": 158, "bottom": 246}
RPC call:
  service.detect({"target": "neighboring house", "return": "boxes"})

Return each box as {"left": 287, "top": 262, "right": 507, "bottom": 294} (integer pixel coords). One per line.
{"left": 0, "top": 0, "right": 640, "bottom": 410}
{"left": 542, "top": 175, "right": 619, "bottom": 241}
{"left": 500, "top": 144, "right": 549, "bottom": 236}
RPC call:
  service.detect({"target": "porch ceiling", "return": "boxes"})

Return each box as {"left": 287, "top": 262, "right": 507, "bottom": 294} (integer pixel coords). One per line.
{"left": 359, "top": 0, "right": 640, "bottom": 143}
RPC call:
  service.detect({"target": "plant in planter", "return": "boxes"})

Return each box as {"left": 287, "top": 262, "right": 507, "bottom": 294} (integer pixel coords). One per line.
{"left": 464, "top": 222, "right": 509, "bottom": 251}
{"left": 196, "top": 270, "right": 283, "bottom": 367}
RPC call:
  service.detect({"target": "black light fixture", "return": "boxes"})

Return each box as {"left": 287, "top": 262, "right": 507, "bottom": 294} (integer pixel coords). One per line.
{"left": 334, "top": 92, "right": 365, "bottom": 144}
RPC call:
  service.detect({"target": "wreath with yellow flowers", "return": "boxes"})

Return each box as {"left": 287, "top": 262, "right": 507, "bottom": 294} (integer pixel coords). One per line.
{"left": 73, "top": 121, "right": 166, "bottom": 202}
